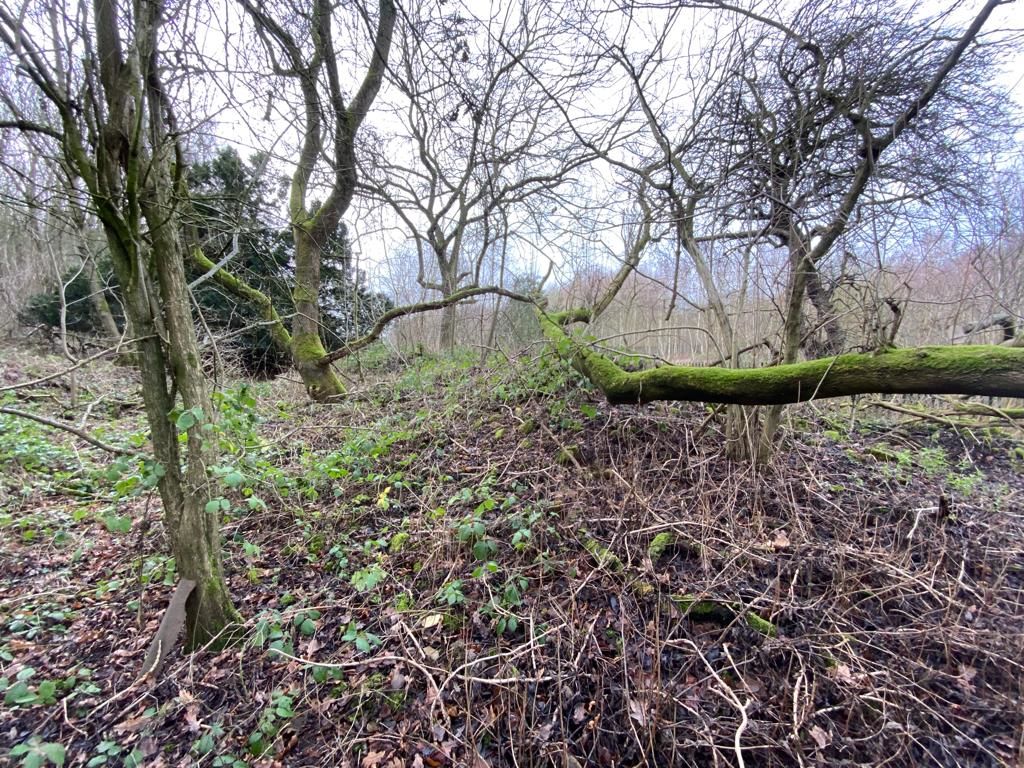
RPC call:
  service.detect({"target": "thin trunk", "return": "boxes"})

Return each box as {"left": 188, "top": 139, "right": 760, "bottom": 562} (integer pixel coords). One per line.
{"left": 439, "top": 271, "right": 459, "bottom": 352}
{"left": 804, "top": 262, "right": 846, "bottom": 356}
{"left": 291, "top": 228, "right": 344, "bottom": 400}
{"left": 143, "top": 188, "right": 240, "bottom": 645}
{"left": 82, "top": 255, "right": 120, "bottom": 342}
{"left": 760, "top": 239, "right": 812, "bottom": 457}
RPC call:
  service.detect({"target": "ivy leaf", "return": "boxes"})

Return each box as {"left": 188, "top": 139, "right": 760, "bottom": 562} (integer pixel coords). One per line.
{"left": 175, "top": 410, "right": 197, "bottom": 430}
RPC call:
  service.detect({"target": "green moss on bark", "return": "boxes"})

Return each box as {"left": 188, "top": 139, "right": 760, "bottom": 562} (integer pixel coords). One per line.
{"left": 291, "top": 333, "right": 345, "bottom": 401}
{"left": 539, "top": 309, "right": 1024, "bottom": 405}
{"left": 668, "top": 594, "right": 776, "bottom": 637}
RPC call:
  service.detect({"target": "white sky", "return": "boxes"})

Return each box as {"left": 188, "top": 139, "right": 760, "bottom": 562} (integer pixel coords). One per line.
{"left": 187, "top": 0, "right": 1024, "bottom": 296}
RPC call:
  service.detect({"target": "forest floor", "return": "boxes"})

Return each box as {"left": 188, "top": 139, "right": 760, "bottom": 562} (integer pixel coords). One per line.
{"left": 1, "top": 340, "right": 1023, "bottom": 768}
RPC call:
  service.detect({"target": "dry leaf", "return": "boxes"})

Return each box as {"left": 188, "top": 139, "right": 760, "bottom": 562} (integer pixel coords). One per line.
{"left": 956, "top": 665, "right": 978, "bottom": 693}
{"left": 628, "top": 698, "right": 647, "bottom": 726}
{"left": 809, "top": 724, "right": 830, "bottom": 749}
{"left": 421, "top": 613, "right": 443, "bottom": 629}
{"left": 113, "top": 715, "right": 150, "bottom": 734}
{"left": 772, "top": 530, "right": 791, "bottom": 550}
{"left": 183, "top": 703, "right": 202, "bottom": 734}
{"left": 361, "top": 750, "right": 388, "bottom": 768}
{"left": 832, "top": 663, "right": 866, "bottom": 687}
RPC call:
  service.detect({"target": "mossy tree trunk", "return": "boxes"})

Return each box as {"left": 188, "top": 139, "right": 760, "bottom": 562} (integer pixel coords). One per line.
{"left": 240, "top": 0, "right": 395, "bottom": 401}
{"left": 0, "top": 0, "right": 242, "bottom": 646}
{"left": 291, "top": 226, "right": 345, "bottom": 400}
{"left": 541, "top": 310, "right": 1024, "bottom": 407}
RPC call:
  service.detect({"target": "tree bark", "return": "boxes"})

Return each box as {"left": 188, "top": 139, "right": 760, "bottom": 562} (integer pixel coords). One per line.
{"left": 291, "top": 228, "right": 345, "bottom": 400}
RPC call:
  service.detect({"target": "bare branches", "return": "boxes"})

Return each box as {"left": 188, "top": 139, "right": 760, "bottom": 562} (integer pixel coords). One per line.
{"left": 319, "top": 285, "right": 535, "bottom": 364}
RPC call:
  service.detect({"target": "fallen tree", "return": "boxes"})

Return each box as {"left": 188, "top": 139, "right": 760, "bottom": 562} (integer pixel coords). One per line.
{"left": 540, "top": 310, "right": 1024, "bottom": 406}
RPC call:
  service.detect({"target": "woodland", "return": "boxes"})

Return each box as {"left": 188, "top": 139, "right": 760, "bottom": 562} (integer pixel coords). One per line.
{"left": 0, "top": 0, "right": 1023, "bottom": 765}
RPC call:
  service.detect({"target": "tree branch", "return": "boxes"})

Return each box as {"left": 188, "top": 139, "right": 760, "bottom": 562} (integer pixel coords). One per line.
{"left": 540, "top": 311, "right": 1024, "bottom": 406}
{"left": 319, "top": 285, "right": 534, "bottom": 365}
{"left": 0, "top": 406, "right": 135, "bottom": 455}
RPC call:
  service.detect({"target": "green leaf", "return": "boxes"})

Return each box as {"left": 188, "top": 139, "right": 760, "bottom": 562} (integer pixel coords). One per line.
{"left": 223, "top": 471, "right": 244, "bottom": 489}
{"left": 101, "top": 515, "right": 132, "bottom": 534}
{"left": 4, "top": 681, "right": 35, "bottom": 705}
{"left": 472, "top": 539, "right": 497, "bottom": 561}
{"left": 41, "top": 743, "right": 66, "bottom": 766}
{"left": 354, "top": 635, "right": 371, "bottom": 653}
{"left": 36, "top": 679, "right": 57, "bottom": 702}
{"left": 299, "top": 618, "right": 316, "bottom": 636}
{"left": 175, "top": 410, "right": 197, "bottom": 430}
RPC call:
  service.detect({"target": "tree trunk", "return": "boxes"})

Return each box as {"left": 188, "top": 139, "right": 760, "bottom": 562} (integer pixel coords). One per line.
{"left": 142, "top": 183, "right": 240, "bottom": 645}
{"left": 291, "top": 228, "right": 345, "bottom": 401}
{"left": 438, "top": 271, "right": 460, "bottom": 352}
{"left": 439, "top": 300, "right": 457, "bottom": 352}
{"left": 541, "top": 311, "right": 1024, "bottom": 406}
{"left": 803, "top": 261, "right": 846, "bottom": 356}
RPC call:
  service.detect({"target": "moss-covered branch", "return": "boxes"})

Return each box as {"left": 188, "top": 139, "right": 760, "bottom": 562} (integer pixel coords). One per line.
{"left": 540, "top": 310, "right": 1024, "bottom": 405}
{"left": 188, "top": 247, "right": 292, "bottom": 356}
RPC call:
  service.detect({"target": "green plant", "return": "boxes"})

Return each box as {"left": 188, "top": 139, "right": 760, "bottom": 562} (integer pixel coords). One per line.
{"left": 351, "top": 564, "right": 385, "bottom": 592}
{"left": 250, "top": 612, "right": 293, "bottom": 656}
{"left": 85, "top": 740, "right": 142, "bottom": 767}
{"left": 947, "top": 470, "right": 983, "bottom": 495}
{"left": 437, "top": 579, "right": 466, "bottom": 606}
{"left": 2, "top": 668, "right": 57, "bottom": 707}
{"left": 248, "top": 689, "right": 295, "bottom": 757}
{"left": 292, "top": 610, "right": 321, "bottom": 637}
{"left": 9, "top": 737, "right": 65, "bottom": 767}
{"left": 340, "top": 621, "right": 382, "bottom": 653}
{"left": 510, "top": 508, "right": 541, "bottom": 552}
{"left": 917, "top": 447, "right": 948, "bottom": 476}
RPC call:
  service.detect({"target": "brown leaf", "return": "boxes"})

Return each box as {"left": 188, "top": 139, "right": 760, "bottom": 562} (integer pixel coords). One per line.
{"left": 183, "top": 703, "right": 202, "bottom": 734}
{"left": 628, "top": 698, "right": 647, "bottom": 726}
{"left": 361, "top": 750, "right": 388, "bottom": 768}
{"left": 809, "top": 724, "right": 830, "bottom": 749}
{"left": 832, "top": 663, "right": 866, "bottom": 687}
{"left": 771, "top": 530, "right": 791, "bottom": 550}
{"left": 956, "top": 665, "right": 978, "bottom": 693}
{"left": 113, "top": 715, "right": 150, "bottom": 734}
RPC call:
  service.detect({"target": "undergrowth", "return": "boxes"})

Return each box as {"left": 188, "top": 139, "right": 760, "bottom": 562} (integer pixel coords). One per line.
{"left": 1, "top": 344, "right": 1022, "bottom": 767}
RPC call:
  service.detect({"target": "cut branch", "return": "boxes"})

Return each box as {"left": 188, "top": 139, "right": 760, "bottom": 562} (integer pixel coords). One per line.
{"left": 0, "top": 406, "right": 135, "bottom": 455}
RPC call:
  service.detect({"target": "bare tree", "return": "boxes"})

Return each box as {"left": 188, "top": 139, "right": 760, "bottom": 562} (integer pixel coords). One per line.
{"left": 541, "top": 0, "right": 1021, "bottom": 460}
{"left": 361, "top": 0, "right": 594, "bottom": 350}
{"left": 234, "top": 0, "right": 396, "bottom": 399}
{"left": 0, "top": 0, "right": 239, "bottom": 644}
